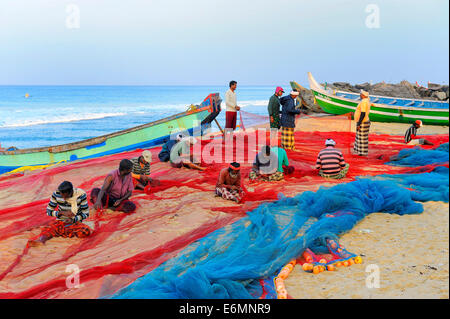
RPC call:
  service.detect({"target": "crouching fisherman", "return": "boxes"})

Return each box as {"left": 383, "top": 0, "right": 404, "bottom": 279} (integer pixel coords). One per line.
{"left": 29, "top": 181, "right": 91, "bottom": 246}
{"left": 249, "top": 145, "right": 284, "bottom": 182}
{"left": 91, "top": 159, "right": 137, "bottom": 213}
{"left": 316, "top": 139, "right": 349, "bottom": 179}
{"left": 131, "top": 150, "right": 157, "bottom": 190}
{"left": 404, "top": 120, "right": 434, "bottom": 146}
{"left": 216, "top": 162, "right": 244, "bottom": 203}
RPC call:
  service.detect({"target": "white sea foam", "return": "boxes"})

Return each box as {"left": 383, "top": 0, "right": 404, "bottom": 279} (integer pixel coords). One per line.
{"left": 0, "top": 99, "right": 268, "bottom": 128}
{"left": 0, "top": 112, "right": 127, "bottom": 128}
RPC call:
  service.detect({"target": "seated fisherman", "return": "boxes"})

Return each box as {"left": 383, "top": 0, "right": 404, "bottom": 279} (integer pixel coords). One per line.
{"left": 130, "top": 150, "right": 153, "bottom": 190}
{"left": 270, "top": 137, "right": 294, "bottom": 175}
{"left": 29, "top": 181, "right": 91, "bottom": 246}
{"left": 170, "top": 136, "right": 206, "bottom": 171}
{"left": 159, "top": 134, "right": 183, "bottom": 162}
{"left": 216, "top": 162, "right": 244, "bottom": 203}
{"left": 315, "top": 139, "right": 349, "bottom": 179}
{"left": 405, "top": 120, "right": 434, "bottom": 146}
{"left": 91, "top": 159, "right": 136, "bottom": 213}
{"left": 249, "top": 145, "right": 284, "bottom": 182}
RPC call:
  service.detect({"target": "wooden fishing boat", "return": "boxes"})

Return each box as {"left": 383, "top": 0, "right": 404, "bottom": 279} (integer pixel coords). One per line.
{"left": 307, "top": 72, "right": 449, "bottom": 126}
{"left": 0, "top": 93, "right": 222, "bottom": 175}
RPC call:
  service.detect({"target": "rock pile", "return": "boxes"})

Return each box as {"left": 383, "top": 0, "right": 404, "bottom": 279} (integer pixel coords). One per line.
{"left": 325, "top": 80, "right": 449, "bottom": 101}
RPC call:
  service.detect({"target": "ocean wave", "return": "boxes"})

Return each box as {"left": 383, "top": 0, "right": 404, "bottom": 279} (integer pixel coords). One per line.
{"left": 0, "top": 112, "right": 127, "bottom": 128}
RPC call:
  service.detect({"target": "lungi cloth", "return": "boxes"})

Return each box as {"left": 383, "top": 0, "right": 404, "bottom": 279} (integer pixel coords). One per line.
{"left": 90, "top": 188, "right": 136, "bottom": 213}
{"left": 225, "top": 111, "right": 237, "bottom": 130}
{"left": 215, "top": 187, "right": 242, "bottom": 202}
{"left": 249, "top": 170, "right": 284, "bottom": 182}
{"left": 280, "top": 127, "right": 295, "bottom": 150}
{"left": 353, "top": 121, "right": 370, "bottom": 156}
{"left": 319, "top": 163, "right": 350, "bottom": 179}
{"left": 40, "top": 220, "right": 91, "bottom": 239}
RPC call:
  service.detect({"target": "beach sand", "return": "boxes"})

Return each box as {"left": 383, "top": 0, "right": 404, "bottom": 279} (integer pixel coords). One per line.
{"left": 285, "top": 201, "right": 449, "bottom": 299}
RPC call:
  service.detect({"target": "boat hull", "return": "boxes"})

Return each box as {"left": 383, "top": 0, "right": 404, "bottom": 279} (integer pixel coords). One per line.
{"left": 312, "top": 89, "right": 449, "bottom": 125}
{"left": 0, "top": 93, "right": 221, "bottom": 175}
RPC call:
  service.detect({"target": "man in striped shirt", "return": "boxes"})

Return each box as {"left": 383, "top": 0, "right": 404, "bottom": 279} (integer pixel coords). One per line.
{"left": 30, "top": 181, "right": 91, "bottom": 246}
{"left": 404, "top": 120, "right": 434, "bottom": 146}
{"left": 130, "top": 150, "right": 153, "bottom": 190}
{"left": 316, "top": 139, "right": 349, "bottom": 179}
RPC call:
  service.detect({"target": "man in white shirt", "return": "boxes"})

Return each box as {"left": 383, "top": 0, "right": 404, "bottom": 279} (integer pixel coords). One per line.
{"left": 225, "top": 80, "right": 241, "bottom": 131}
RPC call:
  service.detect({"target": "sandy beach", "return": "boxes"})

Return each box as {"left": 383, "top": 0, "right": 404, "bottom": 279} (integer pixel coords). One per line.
{"left": 285, "top": 201, "right": 449, "bottom": 299}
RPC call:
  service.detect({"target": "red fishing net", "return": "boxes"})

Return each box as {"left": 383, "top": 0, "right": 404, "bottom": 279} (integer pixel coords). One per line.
{"left": 0, "top": 113, "right": 448, "bottom": 298}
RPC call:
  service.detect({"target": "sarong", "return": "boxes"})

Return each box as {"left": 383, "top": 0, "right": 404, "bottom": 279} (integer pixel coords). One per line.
{"left": 215, "top": 187, "right": 242, "bottom": 202}
{"left": 353, "top": 121, "right": 370, "bottom": 156}
{"left": 90, "top": 188, "right": 136, "bottom": 213}
{"left": 281, "top": 127, "right": 295, "bottom": 150}
{"left": 319, "top": 163, "right": 350, "bottom": 179}
{"left": 270, "top": 115, "right": 280, "bottom": 129}
{"left": 249, "top": 171, "right": 284, "bottom": 182}
{"left": 225, "top": 111, "right": 237, "bottom": 130}
{"left": 40, "top": 220, "right": 91, "bottom": 239}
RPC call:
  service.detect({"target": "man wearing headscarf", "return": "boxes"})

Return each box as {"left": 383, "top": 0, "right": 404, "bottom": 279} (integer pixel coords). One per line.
{"left": 353, "top": 89, "right": 371, "bottom": 156}
{"left": 29, "top": 181, "right": 91, "bottom": 246}
{"left": 404, "top": 120, "right": 434, "bottom": 145}
{"left": 215, "top": 162, "right": 244, "bottom": 203}
{"left": 280, "top": 90, "right": 303, "bottom": 150}
{"left": 268, "top": 86, "right": 284, "bottom": 129}
{"left": 316, "top": 138, "right": 349, "bottom": 179}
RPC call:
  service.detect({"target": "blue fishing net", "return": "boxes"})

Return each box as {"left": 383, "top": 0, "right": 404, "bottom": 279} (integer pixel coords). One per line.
{"left": 112, "top": 178, "right": 424, "bottom": 299}
{"left": 387, "top": 143, "right": 449, "bottom": 166}
{"left": 111, "top": 143, "right": 448, "bottom": 299}
{"left": 358, "top": 166, "right": 449, "bottom": 202}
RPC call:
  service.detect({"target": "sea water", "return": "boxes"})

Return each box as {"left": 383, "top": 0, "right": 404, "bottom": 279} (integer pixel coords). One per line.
{"left": 0, "top": 85, "right": 276, "bottom": 149}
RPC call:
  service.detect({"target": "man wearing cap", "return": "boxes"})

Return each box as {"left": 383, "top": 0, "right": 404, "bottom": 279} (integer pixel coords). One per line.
{"left": 225, "top": 81, "right": 241, "bottom": 132}
{"left": 268, "top": 87, "right": 284, "bottom": 129}
{"left": 130, "top": 150, "right": 153, "bottom": 190}
{"left": 280, "top": 90, "right": 302, "bottom": 151}
{"left": 353, "top": 89, "right": 371, "bottom": 156}
{"left": 316, "top": 139, "right": 349, "bottom": 179}
{"left": 216, "top": 162, "right": 244, "bottom": 203}
{"left": 405, "top": 120, "right": 434, "bottom": 145}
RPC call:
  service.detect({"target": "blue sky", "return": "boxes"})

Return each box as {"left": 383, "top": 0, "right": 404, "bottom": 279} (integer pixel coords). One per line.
{"left": 0, "top": 0, "right": 448, "bottom": 85}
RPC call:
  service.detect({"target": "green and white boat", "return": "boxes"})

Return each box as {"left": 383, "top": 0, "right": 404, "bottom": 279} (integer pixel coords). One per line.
{"left": 0, "top": 93, "right": 222, "bottom": 175}
{"left": 304, "top": 72, "right": 449, "bottom": 126}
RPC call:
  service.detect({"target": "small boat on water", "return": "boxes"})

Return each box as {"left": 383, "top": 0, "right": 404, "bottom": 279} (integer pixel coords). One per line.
{"left": 306, "top": 72, "right": 449, "bottom": 126}
{"left": 0, "top": 93, "right": 222, "bottom": 175}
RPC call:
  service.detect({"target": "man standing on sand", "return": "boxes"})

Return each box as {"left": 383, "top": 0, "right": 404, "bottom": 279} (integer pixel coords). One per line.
{"left": 268, "top": 86, "right": 284, "bottom": 129}
{"left": 353, "top": 89, "right": 371, "bottom": 156}
{"left": 280, "top": 90, "right": 302, "bottom": 151}
{"left": 225, "top": 80, "right": 241, "bottom": 132}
